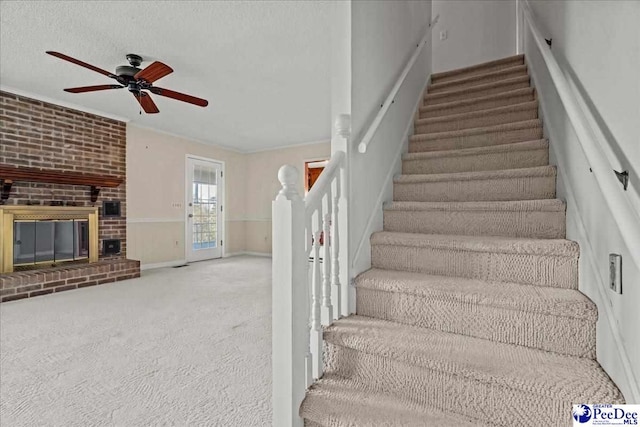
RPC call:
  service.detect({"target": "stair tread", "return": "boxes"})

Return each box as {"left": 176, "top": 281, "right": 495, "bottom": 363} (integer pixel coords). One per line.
{"left": 428, "top": 64, "right": 528, "bottom": 91}
{"left": 385, "top": 198, "right": 565, "bottom": 212}
{"left": 424, "top": 75, "right": 530, "bottom": 102}
{"left": 431, "top": 54, "right": 524, "bottom": 82}
{"left": 395, "top": 165, "right": 556, "bottom": 183}
{"left": 356, "top": 268, "right": 595, "bottom": 320}
{"left": 324, "top": 315, "right": 622, "bottom": 402}
{"left": 420, "top": 87, "right": 535, "bottom": 114}
{"left": 371, "top": 231, "right": 578, "bottom": 257}
{"left": 403, "top": 139, "right": 547, "bottom": 160}
{"left": 416, "top": 100, "right": 538, "bottom": 127}
{"left": 301, "top": 375, "right": 480, "bottom": 427}
{"left": 410, "top": 119, "right": 542, "bottom": 142}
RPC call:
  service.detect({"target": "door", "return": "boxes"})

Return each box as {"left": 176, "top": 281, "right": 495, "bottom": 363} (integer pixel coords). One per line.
{"left": 186, "top": 157, "right": 223, "bottom": 262}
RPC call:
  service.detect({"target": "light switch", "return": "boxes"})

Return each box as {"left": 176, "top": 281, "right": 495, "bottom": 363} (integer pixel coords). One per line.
{"left": 440, "top": 30, "right": 448, "bottom": 41}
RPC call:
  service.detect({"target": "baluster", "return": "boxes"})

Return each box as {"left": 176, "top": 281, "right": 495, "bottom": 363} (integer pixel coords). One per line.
{"left": 321, "top": 191, "right": 333, "bottom": 325}
{"left": 310, "top": 219, "right": 323, "bottom": 380}
{"left": 304, "top": 220, "right": 313, "bottom": 388}
{"left": 331, "top": 174, "right": 341, "bottom": 319}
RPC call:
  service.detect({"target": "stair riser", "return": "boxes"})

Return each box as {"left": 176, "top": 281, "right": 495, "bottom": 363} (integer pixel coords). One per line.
{"left": 394, "top": 175, "right": 556, "bottom": 203}
{"left": 431, "top": 57, "right": 524, "bottom": 85}
{"left": 403, "top": 146, "right": 548, "bottom": 174}
{"left": 425, "top": 79, "right": 530, "bottom": 105}
{"left": 325, "top": 344, "right": 572, "bottom": 427}
{"left": 420, "top": 91, "right": 535, "bottom": 118}
{"left": 371, "top": 242, "right": 578, "bottom": 288}
{"left": 356, "top": 288, "right": 594, "bottom": 357}
{"left": 384, "top": 208, "right": 565, "bottom": 239}
{"left": 429, "top": 69, "right": 528, "bottom": 94}
{"left": 415, "top": 107, "right": 538, "bottom": 134}
{"left": 409, "top": 126, "right": 543, "bottom": 152}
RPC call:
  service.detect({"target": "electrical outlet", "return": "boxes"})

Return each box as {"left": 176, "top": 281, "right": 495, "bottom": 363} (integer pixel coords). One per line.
{"left": 440, "top": 30, "right": 448, "bottom": 41}
{"left": 609, "top": 254, "right": 622, "bottom": 294}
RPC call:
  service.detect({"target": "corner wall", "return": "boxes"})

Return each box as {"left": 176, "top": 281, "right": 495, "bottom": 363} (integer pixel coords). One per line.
{"left": 432, "top": 0, "right": 516, "bottom": 73}
{"left": 244, "top": 142, "right": 330, "bottom": 255}
{"left": 126, "top": 125, "right": 246, "bottom": 266}
{"left": 126, "top": 124, "right": 330, "bottom": 264}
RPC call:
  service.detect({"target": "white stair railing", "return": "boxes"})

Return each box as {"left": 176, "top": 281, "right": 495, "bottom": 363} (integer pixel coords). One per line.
{"left": 272, "top": 120, "right": 349, "bottom": 427}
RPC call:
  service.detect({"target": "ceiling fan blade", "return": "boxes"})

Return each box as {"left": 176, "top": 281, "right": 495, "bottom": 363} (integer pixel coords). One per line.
{"left": 46, "top": 51, "right": 116, "bottom": 78}
{"left": 64, "top": 84, "right": 124, "bottom": 93}
{"left": 132, "top": 91, "right": 159, "bottom": 114}
{"left": 148, "top": 87, "right": 208, "bottom": 107}
{"left": 134, "top": 61, "right": 173, "bottom": 83}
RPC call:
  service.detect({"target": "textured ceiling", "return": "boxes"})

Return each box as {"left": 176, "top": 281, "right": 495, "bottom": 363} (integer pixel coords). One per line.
{"left": 0, "top": 1, "right": 331, "bottom": 152}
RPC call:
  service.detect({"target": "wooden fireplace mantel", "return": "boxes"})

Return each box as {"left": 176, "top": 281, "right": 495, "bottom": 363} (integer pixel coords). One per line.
{"left": 0, "top": 164, "right": 123, "bottom": 203}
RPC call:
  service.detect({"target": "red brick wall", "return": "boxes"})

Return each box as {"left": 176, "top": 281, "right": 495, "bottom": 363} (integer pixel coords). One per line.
{"left": 0, "top": 91, "right": 127, "bottom": 257}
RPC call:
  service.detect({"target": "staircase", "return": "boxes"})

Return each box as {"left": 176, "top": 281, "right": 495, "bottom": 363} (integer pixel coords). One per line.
{"left": 299, "top": 54, "right": 624, "bottom": 426}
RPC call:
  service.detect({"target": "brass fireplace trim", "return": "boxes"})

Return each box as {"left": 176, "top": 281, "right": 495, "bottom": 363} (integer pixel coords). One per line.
{"left": 0, "top": 206, "right": 99, "bottom": 274}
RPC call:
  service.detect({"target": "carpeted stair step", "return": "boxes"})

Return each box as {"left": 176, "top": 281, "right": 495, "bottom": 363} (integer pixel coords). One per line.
{"left": 321, "top": 316, "right": 624, "bottom": 426}
{"left": 355, "top": 269, "right": 594, "bottom": 357}
{"left": 409, "top": 119, "right": 543, "bottom": 153}
{"left": 383, "top": 199, "right": 565, "bottom": 239}
{"left": 393, "top": 166, "right": 557, "bottom": 203}
{"left": 300, "top": 375, "right": 479, "bottom": 427}
{"left": 370, "top": 231, "right": 578, "bottom": 288}
{"left": 428, "top": 65, "right": 528, "bottom": 94}
{"left": 424, "top": 75, "right": 530, "bottom": 105}
{"left": 419, "top": 87, "right": 536, "bottom": 119}
{"left": 403, "top": 139, "right": 549, "bottom": 175}
{"left": 415, "top": 100, "right": 539, "bottom": 134}
{"left": 431, "top": 54, "right": 524, "bottom": 85}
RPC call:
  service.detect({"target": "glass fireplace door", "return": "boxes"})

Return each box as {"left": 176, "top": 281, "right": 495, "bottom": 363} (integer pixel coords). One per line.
{"left": 13, "top": 219, "right": 90, "bottom": 268}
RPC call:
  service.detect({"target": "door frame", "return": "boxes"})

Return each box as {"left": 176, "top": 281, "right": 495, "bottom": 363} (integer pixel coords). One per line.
{"left": 184, "top": 154, "right": 226, "bottom": 261}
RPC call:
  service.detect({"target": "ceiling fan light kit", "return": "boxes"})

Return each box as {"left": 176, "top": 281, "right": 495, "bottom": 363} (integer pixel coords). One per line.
{"left": 46, "top": 51, "right": 209, "bottom": 114}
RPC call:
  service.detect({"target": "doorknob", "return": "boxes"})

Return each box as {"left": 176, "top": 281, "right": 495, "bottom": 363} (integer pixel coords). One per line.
{"left": 188, "top": 214, "right": 193, "bottom": 218}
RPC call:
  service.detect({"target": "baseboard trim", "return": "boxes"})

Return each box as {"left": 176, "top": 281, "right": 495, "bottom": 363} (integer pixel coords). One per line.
{"left": 225, "top": 251, "right": 272, "bottom": 258}
{"left": 140, "top": 259, "right": 187, "bottom": 271}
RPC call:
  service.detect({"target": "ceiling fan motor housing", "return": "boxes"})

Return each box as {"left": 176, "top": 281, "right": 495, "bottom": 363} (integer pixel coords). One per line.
{"left": 116, "top": 65, "right": 141, "bottom": 78}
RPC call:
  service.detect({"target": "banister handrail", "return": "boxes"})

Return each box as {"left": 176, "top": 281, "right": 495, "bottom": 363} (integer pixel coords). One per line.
{"left": 305, "top": 150, "right": 345, "bottom": 214}
{"left": 520, "top": 0, "right": 640, "bottom": 269}
{"left": 357, "top": 14, "right": 439, "bottom": 154}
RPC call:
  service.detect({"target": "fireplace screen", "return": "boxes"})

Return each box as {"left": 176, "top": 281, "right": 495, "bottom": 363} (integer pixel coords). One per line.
{"left": 13, "top": 219, "right": 90, "bottom": 267}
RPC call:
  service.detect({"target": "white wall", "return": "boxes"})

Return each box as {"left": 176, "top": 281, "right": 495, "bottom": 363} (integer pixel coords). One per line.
{"left": 432, "top": 0, "right": 516, "bottom": 73}
{"left": 126, "top": 125, "right": 247, "bottom": 266}
{"left": 348, "top": 0, "right": 433, "bottom": 281}
{"left": 244, "top": 142, "right": 331, "bottom": 254}
{"left": 525, "top": 0, "right": 640, "bottom": 402}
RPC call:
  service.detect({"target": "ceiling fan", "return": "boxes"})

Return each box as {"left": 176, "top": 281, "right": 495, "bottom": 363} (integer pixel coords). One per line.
{"left": 46, "top": 51, "right": 208, "bottom": 114}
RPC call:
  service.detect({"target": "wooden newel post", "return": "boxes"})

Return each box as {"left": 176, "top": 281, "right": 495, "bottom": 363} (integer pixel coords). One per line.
{"left": 272, "top": 165, "right": 308, "bottom": 427}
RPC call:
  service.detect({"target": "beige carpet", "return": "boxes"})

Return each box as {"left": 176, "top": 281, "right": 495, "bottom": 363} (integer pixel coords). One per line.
{"left": 0, "top": 256, "right": 272, "bottom": 427}
{"left": 300, "top": 54, "right": 624, "bottom": 426}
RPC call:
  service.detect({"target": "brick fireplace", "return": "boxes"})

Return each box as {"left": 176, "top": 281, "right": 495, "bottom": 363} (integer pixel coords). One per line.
{"left": 0, "top": 91, "right": 140, "bottom": 302}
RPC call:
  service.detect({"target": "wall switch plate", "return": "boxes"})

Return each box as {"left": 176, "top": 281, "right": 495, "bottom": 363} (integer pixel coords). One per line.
{"left": 439, "top": 30, "right": 448, "bottom": 41}
{"left": 609, "top": 254, "right": 622, "bottom": 294}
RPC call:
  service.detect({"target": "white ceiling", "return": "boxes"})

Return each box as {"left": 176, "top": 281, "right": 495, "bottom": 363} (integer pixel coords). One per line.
{"left": 0, "top": 1, "right": 331, "bottom": 152}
